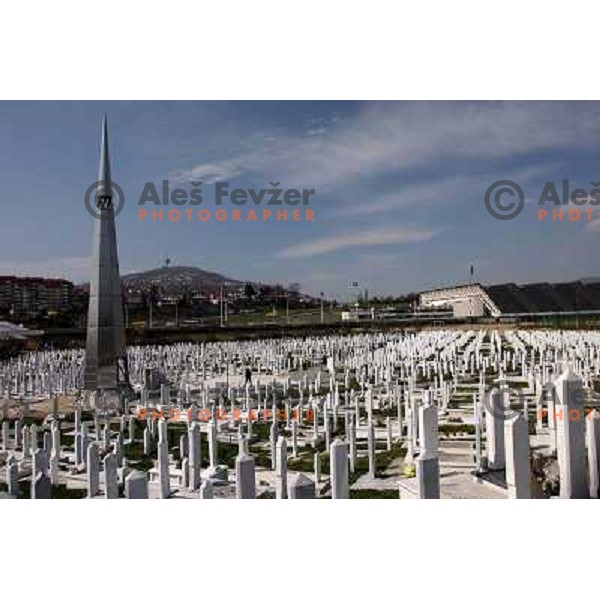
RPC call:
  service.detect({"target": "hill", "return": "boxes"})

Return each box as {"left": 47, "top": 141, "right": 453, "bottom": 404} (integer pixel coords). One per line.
{"left": 121, "top": 265, "right": 240, "bottom": 296}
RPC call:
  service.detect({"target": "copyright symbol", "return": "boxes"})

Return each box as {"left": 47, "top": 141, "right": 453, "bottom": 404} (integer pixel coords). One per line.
{"left": 84, "top": 180, "right": 125, "bottom": 220}
{"left": 483, "top": 380, "right": 523, "bottom": 422}
{"left": 484, "top": 180, "right": 524, "bottom": 221}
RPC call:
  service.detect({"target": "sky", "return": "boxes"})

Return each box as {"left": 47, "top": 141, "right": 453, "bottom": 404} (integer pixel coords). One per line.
{"left": 1, "top": 100, "right": 600, "bottom": 300}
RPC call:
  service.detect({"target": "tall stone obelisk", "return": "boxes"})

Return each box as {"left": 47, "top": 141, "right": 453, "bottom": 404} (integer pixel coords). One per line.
{"left": 84, "top": 115, "right": 129, "bottom": 397}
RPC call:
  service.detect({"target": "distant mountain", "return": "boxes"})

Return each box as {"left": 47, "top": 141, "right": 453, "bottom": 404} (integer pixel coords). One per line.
{"left": 124, "top": 265, "right": 236, "bottom": 285}
{"left": 121, "top": 265, "right": 240, "bottom": 296}
{"left": 76, "top": 265, "right": 307, "bottom": 300}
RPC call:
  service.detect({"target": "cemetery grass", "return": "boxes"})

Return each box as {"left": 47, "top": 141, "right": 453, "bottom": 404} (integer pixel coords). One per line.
{"left": 0, "top": 480, "right": 87, "bottom": 499}
{"left": 287, "top": 442, "right": 406, "bottom": 482}
{"left": 349, "top": 489, "right": 399, "bottom": 499}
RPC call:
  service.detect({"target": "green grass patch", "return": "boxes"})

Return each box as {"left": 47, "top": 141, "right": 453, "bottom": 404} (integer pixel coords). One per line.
{"left": 438, "top": 423, "right": 475, "bottom": 436}
{"left": 350, "top": 488, "right": 399, "bottom": 499}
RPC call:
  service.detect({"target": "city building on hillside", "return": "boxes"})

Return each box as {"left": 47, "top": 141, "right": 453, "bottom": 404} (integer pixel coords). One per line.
{"left": 0, "top": 276, "right": 74, "bottom": 319}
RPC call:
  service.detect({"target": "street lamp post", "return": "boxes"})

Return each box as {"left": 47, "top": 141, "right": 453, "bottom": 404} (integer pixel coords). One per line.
{"left": 225, "top": 352, "right": 230, "bottom": 394}
{"left": 220, "top": 283, "right": 225, "bottom": 327}
{"left": 320, "top": 292, "right": 324, "bottom": 324}
{"left": 349, "top": 281, "right": 359, "bottom": 317}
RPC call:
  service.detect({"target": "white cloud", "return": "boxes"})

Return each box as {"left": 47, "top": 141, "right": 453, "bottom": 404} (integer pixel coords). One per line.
{"left": 334, "top": 164, "right": 557, "bottom": 217}
{"left": 279, "top": 226, "right": 438, "bottom": 259}
{"left": 0, "top": 257, "right": 90, "bottom": 282}
{"left": 584, "top": 219, "right": 600, "bottom": 232}
{"left": 168, "top": 102, "right": 600, "bottom": 194}
{"left": 169, "top": 159, "right": 245, "bottom": 184}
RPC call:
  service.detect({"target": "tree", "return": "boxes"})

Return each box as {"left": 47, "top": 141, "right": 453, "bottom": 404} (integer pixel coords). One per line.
{"left": 244, "top": 282, "right": 256, "bottom": 300}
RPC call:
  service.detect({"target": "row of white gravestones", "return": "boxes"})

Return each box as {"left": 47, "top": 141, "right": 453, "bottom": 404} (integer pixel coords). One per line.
{"left": 150, "top": 418, "right": 228, "bottom": 498}
{"left": 19, "top": 414, "right": 388, "bottom": 500}
{"left": 234, "top": 427, "right": 315, "bottom": 500}
{"left": 15, "top": 328, "right": 600, "bottom": 398}
{"left": 220, "top": 427, "right": 325, "bottom": 500}
{"left": 1, "top": 329, "right": 478, "bottom": 400}
{"left": 81, "top": 433, "right": 151, "bottom": 499}
{"left": 482, "top": 365, "right": 599, "bottom": 499}
{"left": 13, "top": 331, "right": 600, "bottom": 498}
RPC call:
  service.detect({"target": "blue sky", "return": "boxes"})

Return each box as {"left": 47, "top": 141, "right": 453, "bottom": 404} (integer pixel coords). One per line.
{"left": 1, "top": 100, "right": 600, "bottom": 299}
